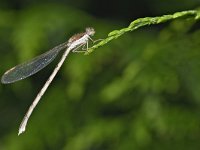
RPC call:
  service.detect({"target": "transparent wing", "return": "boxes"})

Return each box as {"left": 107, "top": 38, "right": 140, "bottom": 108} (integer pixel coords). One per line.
{"left": 1, "top": 42, "right": 68, "bottom": 84}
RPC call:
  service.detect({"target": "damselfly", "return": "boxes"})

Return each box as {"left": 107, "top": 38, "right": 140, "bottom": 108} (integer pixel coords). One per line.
{"left": 1, "top": 27, "right": 95, "bottom": 135}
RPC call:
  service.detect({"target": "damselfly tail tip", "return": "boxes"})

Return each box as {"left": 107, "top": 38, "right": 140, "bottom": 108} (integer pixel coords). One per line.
{"left": 18, "top": 125, "right": 26, "bottom": 136}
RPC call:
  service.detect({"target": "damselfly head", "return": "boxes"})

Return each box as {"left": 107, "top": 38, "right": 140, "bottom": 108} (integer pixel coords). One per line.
{"left": 85, "top": 27, "right": 95, "bottom": 36}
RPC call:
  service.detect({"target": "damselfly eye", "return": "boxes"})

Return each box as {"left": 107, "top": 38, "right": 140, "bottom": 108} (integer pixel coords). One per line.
{"left": 86, "top": 27, "right": 95, "bottom": 36}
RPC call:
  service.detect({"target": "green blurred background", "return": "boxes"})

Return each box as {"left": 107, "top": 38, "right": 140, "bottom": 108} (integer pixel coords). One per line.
{"left": 0, "top": 0, "right": 200, "bottom": 149}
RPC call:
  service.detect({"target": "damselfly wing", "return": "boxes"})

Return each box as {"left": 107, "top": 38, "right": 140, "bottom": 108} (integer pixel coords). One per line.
{"left": 1, "top": 41, "right": 68, "bottom": 84}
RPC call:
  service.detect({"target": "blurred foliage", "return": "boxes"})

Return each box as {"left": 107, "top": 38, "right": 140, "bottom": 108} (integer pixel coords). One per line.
{"left": 0, "top": 1, "right": 200, "bottom": 150}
